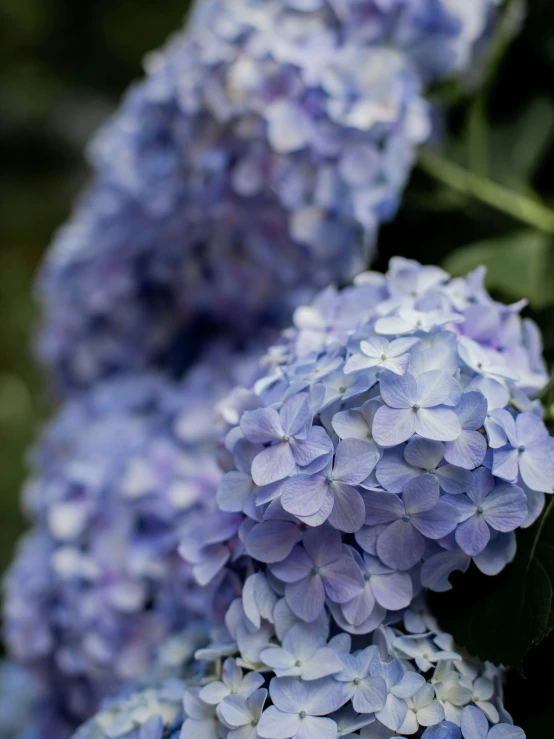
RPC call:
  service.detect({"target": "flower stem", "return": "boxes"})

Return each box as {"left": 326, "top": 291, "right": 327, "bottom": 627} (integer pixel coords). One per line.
{"left": 418, "top": 152, "right": 554, "bottom": 235}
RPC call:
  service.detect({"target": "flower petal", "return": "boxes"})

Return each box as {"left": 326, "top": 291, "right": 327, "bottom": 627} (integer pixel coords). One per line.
{"left": 258, "top": 706, "right": 300, "bottom": 739}
{"left": 286, "top": 575, "right": 326, "bottom": 622}
{"left": 460, "top": 706, "right": 488, "bottom": 739}
{"left": 455, "top": 515, "right": 490, "bottom": 556}
{"left": 252, "top": 442, "right": 296, "bottom": 486}
{"left": 414, "top": 408, "right": 461, "bottom": 442}
{"left": 333, "top": 438, "right": 380, "bottom": 484}
{"left": 281, "top": 474, "right": 330, "bottom": 517}
{"left": 379, "top": 371, "right": 417, "bottom": 409}
{"left": 373, "top": 406, "right": 417, "bottom": 447}
{"left": 377, "top": 520, "right": 425, "bottom": 571}
{"left": 245, "top": 521, "right": 302, "bottom": 563}
{"left": 241, "top": 408, "right": 283, "bottom": 444}
{"left": 328, "top": 483, "right": 366, "bottom": 533}
{"left": 321, "top": 555, "right": 365, "bottom": 603}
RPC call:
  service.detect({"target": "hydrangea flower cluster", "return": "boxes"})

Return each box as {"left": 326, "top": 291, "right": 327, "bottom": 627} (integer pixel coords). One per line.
{"left": 37, "top": 0, "right": 497, "bottom": 391}
{"left": 73, "top": 680, "right": 186, "bottom": 739}
{"left": 0, "top": 661, "right": 41, "bottom": 739}
{"left": 183, "top": 258, "right": 552, "bottom": 638}
{"left": 2, "top": 346, "right": 258, "bottom": 734}
{"left": 179, "top": 606, "right": 523, "bottom": 738}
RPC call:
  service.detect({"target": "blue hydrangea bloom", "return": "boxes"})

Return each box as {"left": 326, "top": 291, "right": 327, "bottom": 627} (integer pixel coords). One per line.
{"left": 174, "top": 606, "right": 524, "bottom": 738}
{"left": 181, "top": 258, "right": 552, "bottom": 641}
{"left": 3, "top": 346, "right": 258, "bottom": 735}
{"left": 37, "top": 0, "right": 497, "bottom": 392}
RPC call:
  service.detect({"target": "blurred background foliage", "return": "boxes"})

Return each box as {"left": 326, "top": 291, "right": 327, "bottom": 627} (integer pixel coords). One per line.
{"left": 2, "top": 0, "right": 554, "bottom": 732}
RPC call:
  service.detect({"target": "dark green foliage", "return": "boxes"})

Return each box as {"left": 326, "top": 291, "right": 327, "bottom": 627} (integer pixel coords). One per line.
{"left": 430, "top": 499, "right": 554, "bottom": 671}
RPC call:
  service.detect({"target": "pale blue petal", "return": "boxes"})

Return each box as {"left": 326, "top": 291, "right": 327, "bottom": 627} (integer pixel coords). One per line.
{"left": 245, "top": 521, "right": 302, "bottom": 563}
{"left": 334, "top": 438, "right": 380, "bottom": 484}
{"left": 219, "top": 695, "right": 253, "bottom": 729}
{"left": 455, "top": 515, "right": 490, "bottom": 556}
{"left": 519, "top": 446, "right": 554, "bottom": 492}
{"left": 444, "top": 431, "right": 487, "bottom": 470}
{"left": 457, "top": 392, "right": 487, "bottom": 430}
{"left": 258, "top": 706, "right": 300, "bottom": 739}
{"left": 420, "top": 549, "right": 470, "bottom": 592}
{"left": 460, "top": 706, "right": 488, "bottom": 739}
{"left": 364, "top": 492, "right": 405, "bottom": 525}
{"left": 482, "top": 483, "right": 527, "bottom": 532}
{"left": 491, "top": 447, "right": 519, "bottom": 483}
{"left": 304, "top": 527, "right": 342, "bottom": 566}
{"left": 281, "top": 474, "right": 329, "bottom": 517}
{"left": 241, "top": 408, "right": 283, "bottom": 444}
{"left": 377, "top": 519, "right": 425, "bottom": 570}
{"left": 280, "top": 394, "right": 312, "bottom": 437}
{"left": 436, "top": 463, "right": 474, "bottom": 494}
{"left": 353, "top": 676, "right": 388, "bottom": 714}
{"left": 402, "top": 474, "right": 440, "bottom": 514}
{"left": 370, "top": 570, "right": 413, "bottom": 611}
{"left": 292, "top": 429, "right": 334, "bottom": 468}
{"left": 286, "top": 575, "right": 326, "bottom": 622}
{"left": 416, "top": 371, "right": 462, "bottom": 408}
{"left": 321, "top": 555, "right": 365, "bottom": 603}
{"left": 404, "top": 437, "right": 444, "bottom": 470}
{"left": 298, "top": 716, "right": 338, "bottom": 739}
{"left": 487, "top": 725, "right": 525, "bottom": 739}
{"left": 376, "top": 694, "right": 409, "bottom": 732}
{"left": 377, "top": 449, "right": 419, "bottom": 493}
{"left": 379, "top": 371, "right": 417, "bottom": 409}
{"left": 252, "top": 442, "right": 296, "bottom": 486}
{"left": 217, "top": 472, "right": 254, "bottom": 513}
{"left": 412, "top": 501, "right": 459, "bottom": 539}
{"left": 332, "top": 409, "right": 371, "bottom": 440}
{"left": 373, "top": 406, "right": 416, "bottom": 447}
{"left": 328, "top": 483, "right": 366, "bottom": 533}
{"left": 414, "top": 408, "right": 461, "bottom": 443}
{"left": 421, "top": 720, "right": 461, "bottom": 739}
{"left": 303, "top": 677, "right": 351, "bottom": 715}
{"left": 270, "top": 545, "right": 313, "bottom": 583}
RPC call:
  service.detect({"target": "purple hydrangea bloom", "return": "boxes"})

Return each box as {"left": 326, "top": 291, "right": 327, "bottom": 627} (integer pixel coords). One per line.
{"left": 181, "top": 259, "right": 552, "bottom": 642}
{"left": 36, "top": 0, "right": 497, "bottom": 392}
{"left": 3, "top": 347, "right": 258, "bottom": 735}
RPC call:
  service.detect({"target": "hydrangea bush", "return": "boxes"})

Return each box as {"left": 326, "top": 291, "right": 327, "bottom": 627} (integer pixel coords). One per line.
{"left": 2, "top": 345, "right": 258, "bottom": 734}
{"left": 37, "top": 0, "right": 497, "bottom": 391}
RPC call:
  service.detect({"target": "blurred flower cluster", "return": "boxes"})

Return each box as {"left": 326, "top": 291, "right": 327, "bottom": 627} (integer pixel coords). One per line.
{"left": 3, "top": 345, "right": 258, "bottom": 733}
{"left": 37, "top": 0, "right": 496, "bottom": 392}
{"left": 0, "top": 661, "right": 41, "bottom": 739}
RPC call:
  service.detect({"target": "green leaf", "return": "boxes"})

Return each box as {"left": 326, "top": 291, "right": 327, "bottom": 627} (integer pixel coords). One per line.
{"left": 431, "top": 499, "right": 554, "bottom": 671}
{"left": 490, "top": 98, "right": 554, "bottom": 192}
{"left": 443, "top": 230, "right": 554, "bottom": 308}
